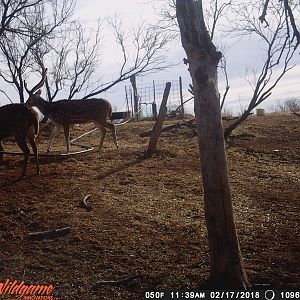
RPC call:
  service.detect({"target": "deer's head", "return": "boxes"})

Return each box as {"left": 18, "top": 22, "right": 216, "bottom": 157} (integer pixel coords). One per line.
{"left": 25, "top": 68, "right": 47, "bottom": 107}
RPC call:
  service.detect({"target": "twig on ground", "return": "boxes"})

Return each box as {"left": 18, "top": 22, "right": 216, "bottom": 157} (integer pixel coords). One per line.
{"left": 27, "top": 227, "right": 71, "bottom": 241}
{"left": 94, "top": 275, "right": 143, "bottom": 289}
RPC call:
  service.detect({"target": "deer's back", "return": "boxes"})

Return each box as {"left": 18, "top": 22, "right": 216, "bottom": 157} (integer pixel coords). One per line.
{"left": 0, "top": 104, "right": 38, "bottom": 139}
{"left": 48, "top": 98, "right": 112, "bottom": 124}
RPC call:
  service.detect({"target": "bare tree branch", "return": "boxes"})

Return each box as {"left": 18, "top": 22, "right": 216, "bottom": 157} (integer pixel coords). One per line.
{"left": 154, "top": 0, "right": 232, "bottom": 109}
{"left": 260, "top": 0, "right": 300, "bottom": 47}
{"left": 82, "top": 18, "right": 172, "bottom": 99}
{"left": 0, "top": 88, "right": 13, "bottom": 103}
{"left": 224, "top": 0, "right": 297, "bottom": 137}
{"left": 0, "top": 0, "right": 74, "bottom": 103}
{"left": 0, "top": 0, "right": 45, "bottom": 37}
{"left": 206, "top": 0, "right": 232, "bottom": 40}
{"left": 220, "top": 55, "right": 230, "bottom": 110}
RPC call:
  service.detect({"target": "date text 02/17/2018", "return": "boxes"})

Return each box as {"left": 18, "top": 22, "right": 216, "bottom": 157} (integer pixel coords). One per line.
{"left": 144, "top": 290, "right": 300, "bottom": 300}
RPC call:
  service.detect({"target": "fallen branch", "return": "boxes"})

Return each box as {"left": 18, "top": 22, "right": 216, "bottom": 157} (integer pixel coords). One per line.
{"left": 222, "top": 116, "right": 240, "bottom": 121}
{"left": 140, "top": 124, "right": 179, "bottom": 137}
{"left": 183, "top": 119, "right": 197, "bottom": 129}
{"left": 94, "top": 275, "right": 142, "bottom": 288}
{"left": 245, "top": 147, "right": 260, "bottom": 160}
{"left": 173, "top": 96, "right": 194, "bottom": 114}
{"left": 291, "top": 111, "right": 300, "bottom": 117}
{"left": 27, "top": 227, "right": 71, "bottom": 241}
{"left": 140, "top": 119, "right": 196, "bottom": 137}
{"left": 80, "top": 194, "right": 92, "bottom": 211}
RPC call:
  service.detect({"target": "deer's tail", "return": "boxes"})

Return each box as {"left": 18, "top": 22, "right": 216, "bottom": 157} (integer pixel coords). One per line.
{"left": 31, "top": 110, "right": 40, "bottom": 136}
{"left": 108, "top": 102, "right": 113, "bottom": 120}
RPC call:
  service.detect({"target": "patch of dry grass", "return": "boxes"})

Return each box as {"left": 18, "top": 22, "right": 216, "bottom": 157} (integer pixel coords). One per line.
{"left": 0, "top": 115, "right": 299, "bottom": 299}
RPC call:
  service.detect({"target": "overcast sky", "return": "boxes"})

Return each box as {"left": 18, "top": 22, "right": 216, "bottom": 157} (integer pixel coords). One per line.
{"left": 72, "top": 0, "right": 300, "bottom": 114}
{"left": 1, "top": 0, "right": 299, "bottom": 114}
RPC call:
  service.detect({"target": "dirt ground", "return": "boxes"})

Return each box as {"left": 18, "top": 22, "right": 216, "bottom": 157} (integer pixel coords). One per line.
{"left": 0, "top": 114, "right": 299, "bottom": 300}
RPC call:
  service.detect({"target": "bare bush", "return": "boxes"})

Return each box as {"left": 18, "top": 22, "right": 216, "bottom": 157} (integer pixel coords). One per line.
{"left": 285, "top": 98, "right": 300, "bottom": 116}
{"left": 224, "top": 0, "right": 298, "bottom": 137}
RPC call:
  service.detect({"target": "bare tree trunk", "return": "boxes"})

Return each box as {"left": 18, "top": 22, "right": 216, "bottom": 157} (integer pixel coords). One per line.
{"left": 146, "top": 82, "right": 171, "bottom": 155}
{"left": 176, "top": 0, "right": 248, "bottom": 289}
{"left": 224, "top": 110, "right": 252, "bottom": 138}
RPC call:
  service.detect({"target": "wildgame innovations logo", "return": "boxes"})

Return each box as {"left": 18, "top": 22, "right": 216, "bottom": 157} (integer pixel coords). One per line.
{"left": 0, "top": 278, "right": 59, "bottom": 299}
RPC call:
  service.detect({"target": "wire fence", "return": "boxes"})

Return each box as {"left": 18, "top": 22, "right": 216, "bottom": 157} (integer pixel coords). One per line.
{"left": 125, "top": 77, "right": 185, "bottom": 119}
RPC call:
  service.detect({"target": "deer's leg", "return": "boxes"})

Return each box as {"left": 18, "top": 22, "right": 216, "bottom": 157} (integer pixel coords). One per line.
{"left": 104, "top": 121, "right": 118, "bottom": 149}
{"left": 98, "top": 126, "right": 107, "bottom": 150}
{"left": 0, "top": 141, "right": 4, "bottom": 165}
{"left": 63, "top": 124, "right": 70, "bottom": 153}
{"left": 28, "top": 128, "right": 40, "bottom": 174}
{"left": 15, "top": 138, "right": 30, "bottom": 177}
{"left": 47, "top": 125, "right": 60, "bottom": 153}
{"left": 93, "top": 122, "right": 107, "bottom": 150}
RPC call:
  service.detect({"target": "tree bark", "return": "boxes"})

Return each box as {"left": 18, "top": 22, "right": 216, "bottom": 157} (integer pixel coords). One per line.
{"left": 146, "top": 82, "right": 171, "bottom": 155}
{"left": 176, "top": 0, "right": 249, "bottom": 289}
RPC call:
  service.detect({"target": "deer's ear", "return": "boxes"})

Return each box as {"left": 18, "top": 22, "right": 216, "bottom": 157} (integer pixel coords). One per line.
{"left": 35, "top": 89, "right": 42, "bottom": 96}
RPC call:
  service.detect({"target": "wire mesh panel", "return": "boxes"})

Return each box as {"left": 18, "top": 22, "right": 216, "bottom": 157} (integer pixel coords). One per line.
{"left": 125, "top": 78, "right": 184, "bottom": 119}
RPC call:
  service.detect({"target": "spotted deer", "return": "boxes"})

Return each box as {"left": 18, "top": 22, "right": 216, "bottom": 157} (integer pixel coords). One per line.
{"left": 25, "top": 70, "right": 118, "bottom": 153}
{"left": 0, "top": 103, "right": 40, "bottom": 176}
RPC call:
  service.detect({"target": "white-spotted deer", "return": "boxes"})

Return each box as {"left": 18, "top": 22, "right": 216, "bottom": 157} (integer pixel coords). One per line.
{"left": 0, "top": 103, "right": 40, "bottom": 177}
{"left": 25, "top": 70, "right": 118, "bottom": 153}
